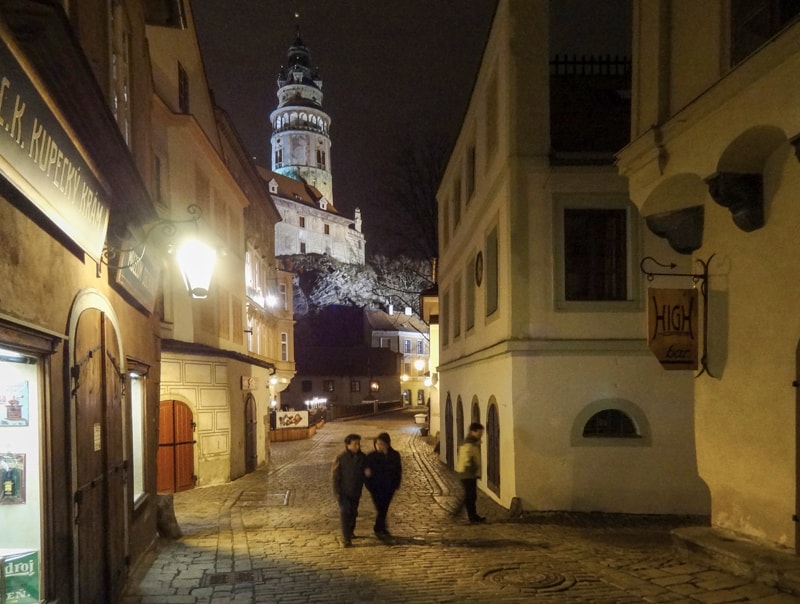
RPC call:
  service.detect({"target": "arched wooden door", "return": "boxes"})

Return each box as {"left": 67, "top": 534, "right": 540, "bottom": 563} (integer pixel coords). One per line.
{"left": 444, "top": 394, "right": 454, "bottom": 468}
{"left": 245, "top": 394, "right": 257, "bottom": 473}
{"left": 158, "top": 400, "right": 195, "bottom": 493}
{"left": 71, "top": 307, "right": 127, "bottom": 603}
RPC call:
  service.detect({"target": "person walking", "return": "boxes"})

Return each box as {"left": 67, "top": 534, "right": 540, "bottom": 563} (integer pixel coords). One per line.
{"left": 331, "top": 433, "right": 367, "bottom": 547}
{"left": 364, "top": 432, "right": 402, "bottom": 539}
{"left": 454, "top": 422, "right": 486, "bottom": 523}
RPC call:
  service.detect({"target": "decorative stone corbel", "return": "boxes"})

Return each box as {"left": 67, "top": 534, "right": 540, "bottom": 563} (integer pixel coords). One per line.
{"left": 705, "top": 172, "right": 764, "bottom": 232}
{"left": 788, "top": 133, "right": 800, "bottom": 162}
{"left": 645, "top": 205, "right": 704, "bottom": 254}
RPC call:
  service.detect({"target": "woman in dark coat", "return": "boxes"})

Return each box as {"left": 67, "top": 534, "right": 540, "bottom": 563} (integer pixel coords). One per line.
{"left": 364, "top": 432, "right": 402, "bottom": 538}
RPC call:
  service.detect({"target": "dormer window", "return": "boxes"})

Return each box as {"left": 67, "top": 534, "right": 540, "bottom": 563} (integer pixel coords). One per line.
{"left": 319, "top": 197, "right": 328, "bottom": 210}
{"left": 268, "top": 179, "right": 278, "bottom": 194}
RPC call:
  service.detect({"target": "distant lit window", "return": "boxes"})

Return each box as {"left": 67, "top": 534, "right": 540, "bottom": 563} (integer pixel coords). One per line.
{"left": 323, "top": 380, "right": 334, "bottom": 392}
{"left": 403, "top": 339, "right": 411, "bottom": 354}
{"left": 417, "top": 340, "right": 424, "bottom": 354}
{"left": 111, "top": 0, "right": 131, "bottom": 145}
{"left": 281, "top": 332, "right": 288, "bottom": 361}
{"left": 350, "top": 380, "right": 361, "bottom": 393}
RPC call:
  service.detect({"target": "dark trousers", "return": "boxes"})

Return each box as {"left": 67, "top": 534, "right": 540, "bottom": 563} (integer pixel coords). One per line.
{"left": 369, "top": 491, "right": 394, "bottom": 533}
{"left": 338, "top": 495, "right": 360, "bottom": 539}
{"left": 461, "top": 478, "right": 479, "bottom": 520}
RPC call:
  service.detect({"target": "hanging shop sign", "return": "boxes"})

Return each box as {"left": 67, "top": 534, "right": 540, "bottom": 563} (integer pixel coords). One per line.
{"left": 0, "top": 37, "right": 109, "bottom": 261}
{"left": 647, "top": 287, "right": 698, "bottom": 370}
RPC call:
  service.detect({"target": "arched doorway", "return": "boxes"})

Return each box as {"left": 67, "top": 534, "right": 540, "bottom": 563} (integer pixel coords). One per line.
{"left": 244, "top": 394, "right": 258, "bottom": 473}
{"left": 69, "top": 294, "right": 127, "bottom": 603}
{"left": 157, "top": 400, "right": 195, "bottom": 493}
{"left": 487, "top": 400, "right": 500, "bottom": 496}
{"left": 456, "top": 396, "right": 465, "bottom": 447}
{"left": 444, "top": 394, "right": 454, "bottom": 468}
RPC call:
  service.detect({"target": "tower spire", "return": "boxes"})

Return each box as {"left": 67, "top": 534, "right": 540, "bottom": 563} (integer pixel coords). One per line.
{"left": 269, "top": 27, "right": 334, "bottom": 204}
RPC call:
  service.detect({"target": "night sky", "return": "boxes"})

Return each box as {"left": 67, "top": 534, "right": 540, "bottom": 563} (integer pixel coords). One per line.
{"left": 191, "top": 1, "right": 630, "bottom": 256}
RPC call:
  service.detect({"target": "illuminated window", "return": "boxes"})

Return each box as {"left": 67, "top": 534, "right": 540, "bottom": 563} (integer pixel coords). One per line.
{"left": 350, "top": 380, "right": 361, "bottom": 392}
{"left": 280, "top": 332, "right": 288, "bottom": 361}
{"left": 111, "top": 0, "right": 131, "bottom": 145}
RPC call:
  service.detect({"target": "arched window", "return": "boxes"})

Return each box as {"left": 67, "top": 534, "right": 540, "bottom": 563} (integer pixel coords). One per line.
{"left": 456, "top": 396, "right": 465, "bottom": 447}
{"left": 444, "top": 394, "right": 454, "bottom": 468}
{"left": 571, "top": 399, "right": 651, "bottom": 447}
{"left": 470, "top": 396, "right": 480, "bottom": 424}
{"left": 486, "top": 398, "right": 500, "bottom": 496}
{"left": 583, "top": 409, "right": 638, "bottom": 438}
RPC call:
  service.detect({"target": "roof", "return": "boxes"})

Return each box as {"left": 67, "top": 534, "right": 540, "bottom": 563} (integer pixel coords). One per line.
{"left": 366, "top": 309, "right": 428, "bottom": 334}
{"left": 256, "top": 167, "right": 340, "bottom": 215}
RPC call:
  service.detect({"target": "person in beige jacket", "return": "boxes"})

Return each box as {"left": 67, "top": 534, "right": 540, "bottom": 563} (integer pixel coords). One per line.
{"left": 454, "top": 422, "right": 485, "bottom": 523}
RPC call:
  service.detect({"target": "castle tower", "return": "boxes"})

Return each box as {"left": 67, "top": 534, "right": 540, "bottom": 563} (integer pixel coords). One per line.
{"left": 270, "top": 31, "right": 334, "bottom": 204}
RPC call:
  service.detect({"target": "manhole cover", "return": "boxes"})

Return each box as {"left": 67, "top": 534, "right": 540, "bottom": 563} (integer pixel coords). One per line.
{"left": 200, "top": 569, "right": 265, "bottom": 587}
{"left": 482, "top": 565, "right": 577, "bottom": 593}
{"left": 237, "top": 491, "right": 291, "bottom": 507}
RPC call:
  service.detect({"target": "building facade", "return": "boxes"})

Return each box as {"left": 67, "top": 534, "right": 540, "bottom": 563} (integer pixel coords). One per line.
{"left": 268, "top": 33, "right": 365, "bottom": 265}
{"left": 147, "top": 1, "right": 290, "bottom": 489}
{"left": 437, "top": 0, "right": 709, "bottom": 516}
{"left": 0, "top": 1, "right": 161, "bottom": 601}
{"left": 617, "top": 1, "right": 800, "bottom": 552}
{"left": 367, "top": 309, "right": 430, "bottom": 407}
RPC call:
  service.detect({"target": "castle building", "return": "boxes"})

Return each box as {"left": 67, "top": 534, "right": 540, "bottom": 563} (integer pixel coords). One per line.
{"left": 267, "top": 32, "right": 365, "bottom": 265}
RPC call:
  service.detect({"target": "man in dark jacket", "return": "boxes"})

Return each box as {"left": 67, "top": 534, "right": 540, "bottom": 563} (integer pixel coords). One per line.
{"left": 364, "top": 432, "right": 402, "bottom": 538}
{"left": 331, "top": 433, "right": 366, "bottom": 547}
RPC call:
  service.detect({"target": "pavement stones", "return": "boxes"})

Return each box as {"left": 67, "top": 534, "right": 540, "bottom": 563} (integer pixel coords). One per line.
{"left": 123, "top": 409, "right": 800, "bottom": 603}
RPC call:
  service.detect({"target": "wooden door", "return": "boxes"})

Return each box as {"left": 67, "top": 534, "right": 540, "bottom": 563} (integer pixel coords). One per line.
{"left": 72, "top": 309, "right": 127, "bottom": 603}
{"left": 158, "top": 400, "right": 195, "bottom": 493}
{"left": 244, "top": 394, "right": 257, "bottom": 473}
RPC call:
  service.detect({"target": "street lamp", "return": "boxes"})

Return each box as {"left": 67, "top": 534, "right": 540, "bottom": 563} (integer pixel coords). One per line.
{"left": 175, "top": 238, "right": 216, "bottom": 299}
{"left": 103, "top": 204, "right": 219, "bottom": 299}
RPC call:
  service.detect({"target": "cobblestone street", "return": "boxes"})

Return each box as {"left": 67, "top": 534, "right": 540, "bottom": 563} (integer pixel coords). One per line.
{"left": 124, "top": 409, "right": 800, "bottom": 603}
